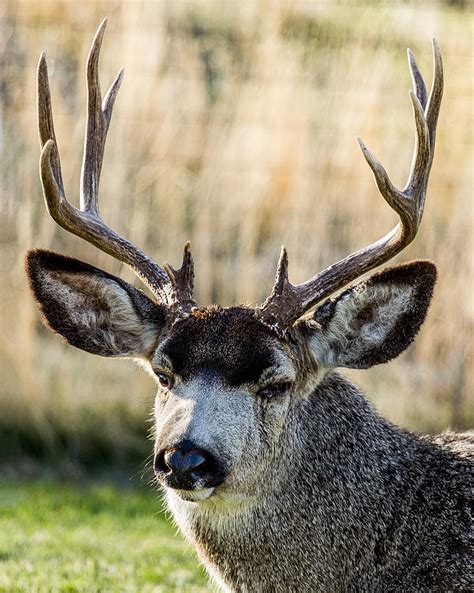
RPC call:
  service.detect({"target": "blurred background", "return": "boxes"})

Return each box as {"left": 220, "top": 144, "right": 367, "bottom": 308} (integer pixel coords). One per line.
{"left": 0, "top": 0, "right": 472, "bottom": 472}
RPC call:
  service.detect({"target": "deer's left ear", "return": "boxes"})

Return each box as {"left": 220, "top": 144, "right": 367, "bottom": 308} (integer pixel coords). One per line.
{"left": 304, "top": 261, "right": 436, "bottom": 369}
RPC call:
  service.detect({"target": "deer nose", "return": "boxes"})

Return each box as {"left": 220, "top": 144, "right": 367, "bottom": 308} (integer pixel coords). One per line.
{"left": 164, "top": 448, "right": 208, "bottom": 475}
{"left": 154, "top": 442, "right": 223, "bottom": 490}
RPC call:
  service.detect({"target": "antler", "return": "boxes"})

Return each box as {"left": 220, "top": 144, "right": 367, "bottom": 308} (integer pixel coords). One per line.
{"left": 37, "top": 19, "right": 195, "bottom": 323}
{"left": 258, "top": 40, "right": 443, "bottom": 335}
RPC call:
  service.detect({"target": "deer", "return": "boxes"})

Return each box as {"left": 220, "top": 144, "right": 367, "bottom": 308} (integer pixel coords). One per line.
{"left": 26, "top": 20, "right": 472, "bottom": 593}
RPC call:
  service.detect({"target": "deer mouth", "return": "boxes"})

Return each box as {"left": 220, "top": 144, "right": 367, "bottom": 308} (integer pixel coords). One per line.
{"left": 170, "top": 487, "right": 215, "bottom": 502}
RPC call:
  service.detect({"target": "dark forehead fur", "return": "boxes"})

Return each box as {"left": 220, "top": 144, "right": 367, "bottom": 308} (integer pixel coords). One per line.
{"left": 160, "top": 306, "right": 281, "bottom": 385}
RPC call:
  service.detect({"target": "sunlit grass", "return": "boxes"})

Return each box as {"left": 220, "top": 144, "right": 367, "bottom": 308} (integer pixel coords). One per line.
{"left": 0, "top": 480, "right": 209, "bottom": 592}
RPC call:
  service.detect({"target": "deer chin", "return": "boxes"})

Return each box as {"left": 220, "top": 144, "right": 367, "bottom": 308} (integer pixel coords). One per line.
{"left": 171, "top": 487, "right": 215, "bottom": 502}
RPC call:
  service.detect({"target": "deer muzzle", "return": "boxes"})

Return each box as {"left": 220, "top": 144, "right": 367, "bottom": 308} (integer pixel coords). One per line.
{"left": 154, "top": 440, "right": 226, "bottom": 491}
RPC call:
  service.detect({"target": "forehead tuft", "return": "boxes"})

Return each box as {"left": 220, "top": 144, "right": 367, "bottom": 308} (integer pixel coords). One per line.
{"left": 189, "top": 305, "right": 222, "bottom": 320}
{"left": 159, "top": 307, "right": 281, "bottom": 385}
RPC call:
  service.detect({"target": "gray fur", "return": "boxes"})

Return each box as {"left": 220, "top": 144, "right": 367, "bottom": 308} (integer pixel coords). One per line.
{"left": 165, "top": 374, "right": 472, "bottom": 592}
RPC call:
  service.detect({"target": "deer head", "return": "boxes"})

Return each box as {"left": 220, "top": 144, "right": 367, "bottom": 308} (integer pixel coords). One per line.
{"left": 27, "top": 21, "right": 442, "bottom": 502}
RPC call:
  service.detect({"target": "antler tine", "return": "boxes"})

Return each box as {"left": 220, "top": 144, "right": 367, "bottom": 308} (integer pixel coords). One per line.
{"left": 407, "top": 48, "right": 428, "bottom": 111}
{"left": 38, "top": 53, "right": 64, "bottom": 195}
{"left": 80, "top": 19, "right": 124, "bottom": 214}
{"left": 163, "top": 242, "right": 196, "bottom": 320}
{"left": 259, "top": 41, "right": 443, "bottom": 335}
{"left": 37, "top": 20, "right": 196, "bottom": 319}
{"left": 425, "top": 39, "right": 443, "bottom": 179}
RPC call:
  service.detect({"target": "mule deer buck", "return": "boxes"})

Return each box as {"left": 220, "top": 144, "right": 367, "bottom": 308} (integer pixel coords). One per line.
{"left": 27, "top": 21, "right": 472, "bottom": 592}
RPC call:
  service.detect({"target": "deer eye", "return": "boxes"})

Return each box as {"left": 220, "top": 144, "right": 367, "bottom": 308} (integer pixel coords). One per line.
{"left": 258, "top": 382, "right": 291, "bottom": 399}
{"left": 156, "top": 372, "right": 174, "bottom": 389}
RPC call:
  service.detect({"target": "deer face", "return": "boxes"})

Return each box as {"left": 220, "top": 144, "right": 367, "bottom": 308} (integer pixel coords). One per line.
{"left": 151, "top": 308, "right": 298, "bottom": 502}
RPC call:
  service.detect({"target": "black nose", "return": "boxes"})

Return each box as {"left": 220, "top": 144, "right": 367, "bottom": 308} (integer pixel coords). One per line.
{"left": 165, "top": 448, "right": 208, "bottom": 476}
{"left": 154, "top": 441, "right": 224, "bottom": 490}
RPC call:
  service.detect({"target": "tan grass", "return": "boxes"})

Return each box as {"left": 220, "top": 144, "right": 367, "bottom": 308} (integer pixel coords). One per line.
{"left": 0, "top": 0, "right": 472, "bottom": 460}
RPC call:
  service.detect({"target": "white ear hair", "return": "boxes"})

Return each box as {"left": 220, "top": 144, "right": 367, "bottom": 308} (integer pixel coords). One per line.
{"left": 26, "top": 250, "right": 165, "bottom": 358}
{"left": 307, "top": 261, "right": 436, "bottom": 370}
{"left": 47, "top": 271, "right": 160, "bottom": 357}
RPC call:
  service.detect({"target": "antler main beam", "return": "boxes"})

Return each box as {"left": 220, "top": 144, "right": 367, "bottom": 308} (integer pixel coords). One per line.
{"left": 37, "top": 19, "right": 195, "bottom": 322}
{"left": 258, "top": 40, "right": 443, "bottom": 335}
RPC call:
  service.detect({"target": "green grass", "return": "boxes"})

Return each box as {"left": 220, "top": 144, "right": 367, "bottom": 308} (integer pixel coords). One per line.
{"left": 0, "top": 480, "right": 210, "bottom": 593}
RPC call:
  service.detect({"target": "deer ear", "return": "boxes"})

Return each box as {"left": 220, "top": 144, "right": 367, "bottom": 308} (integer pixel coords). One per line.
{"left": 305, "top": 261, "right": 436, "bottom": 369}
{"left": 26, "top": 249, "right": 166, "bottom": 358}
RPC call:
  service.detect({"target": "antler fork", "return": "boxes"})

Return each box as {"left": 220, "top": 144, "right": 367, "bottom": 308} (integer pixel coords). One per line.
{"left": 37, "top": 19, "right": 195, "bottom": 322}
{"left": 258, "top": 40, "right": 443, "bottom": 335}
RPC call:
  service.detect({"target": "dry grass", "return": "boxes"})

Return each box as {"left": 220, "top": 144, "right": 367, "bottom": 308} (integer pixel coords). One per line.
{"left": 0, "top": 0, "right": 472, "bottom": 464}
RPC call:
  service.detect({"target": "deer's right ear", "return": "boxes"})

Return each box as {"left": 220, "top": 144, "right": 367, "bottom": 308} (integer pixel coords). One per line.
{"left": 26, "top": 249, "right": 166, "bottom": 358}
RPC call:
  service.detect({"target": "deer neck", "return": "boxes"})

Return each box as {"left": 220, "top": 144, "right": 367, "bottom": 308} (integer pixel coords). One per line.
{"left": 165, "top": 373, "right": 423, "bottom": 592}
